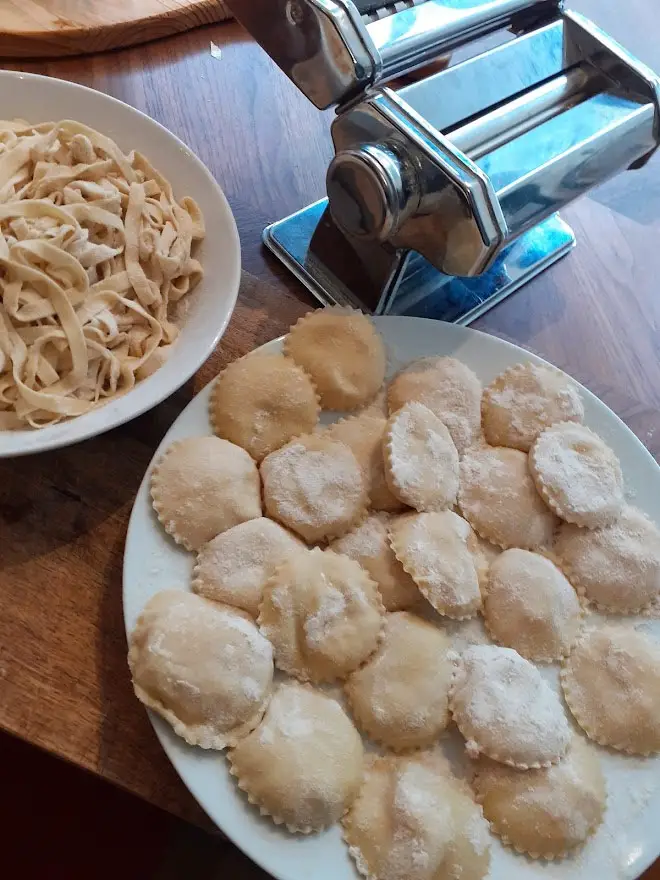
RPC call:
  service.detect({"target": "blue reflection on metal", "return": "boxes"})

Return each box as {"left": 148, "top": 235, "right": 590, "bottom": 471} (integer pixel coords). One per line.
{"left": 478, "top": 94, "right": 645, "bottom": 192}
{"left": 264, "top": 200, "right": 574, "bottom": 324}
{"left": 388, "top": 213, "right": 574, "bottom": 321}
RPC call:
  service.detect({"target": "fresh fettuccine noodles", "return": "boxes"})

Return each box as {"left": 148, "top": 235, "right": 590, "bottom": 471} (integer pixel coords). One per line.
{"left": 0, "top": 119, "right": 205, "bottom": 429}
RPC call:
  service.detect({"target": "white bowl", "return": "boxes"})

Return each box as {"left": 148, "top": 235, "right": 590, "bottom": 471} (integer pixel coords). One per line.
{"left": 0, "top": 70, "right": 241, "bottom": 457}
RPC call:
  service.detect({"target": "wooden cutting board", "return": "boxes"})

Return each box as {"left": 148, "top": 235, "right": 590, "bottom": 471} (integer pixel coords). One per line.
{"left": 0, "top": 1, "right": 231, "bottom": 58}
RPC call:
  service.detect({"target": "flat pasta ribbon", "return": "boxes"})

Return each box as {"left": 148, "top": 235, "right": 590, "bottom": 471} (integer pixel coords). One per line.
{"left": 0, "top": 119, "right": 205, "bottom": 429}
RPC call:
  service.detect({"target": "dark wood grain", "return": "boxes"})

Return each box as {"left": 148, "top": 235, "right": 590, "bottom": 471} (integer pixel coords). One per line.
{"left": 0, "top": 4, "right": 659, "bottom": 878}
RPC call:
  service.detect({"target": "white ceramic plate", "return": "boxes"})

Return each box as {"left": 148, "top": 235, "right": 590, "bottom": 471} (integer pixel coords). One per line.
{"left": 0, "top": 70, "right": 240, "bottom": 457}
{"left": 123, "top": 317, "right": 660, "bottom": 880}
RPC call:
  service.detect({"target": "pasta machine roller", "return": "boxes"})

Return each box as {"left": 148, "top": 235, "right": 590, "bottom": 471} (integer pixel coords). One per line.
{"left": 228, "top": 0, "right": 660, "bottom": 321}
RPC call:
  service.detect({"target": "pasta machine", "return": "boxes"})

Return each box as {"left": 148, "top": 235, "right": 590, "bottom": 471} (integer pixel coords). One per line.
{"left": 228, "top": 0, "right": 660, "bottom": 321}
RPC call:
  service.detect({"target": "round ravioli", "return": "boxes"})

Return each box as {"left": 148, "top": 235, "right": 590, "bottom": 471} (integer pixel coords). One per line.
{"left": 449, "top": 644, "right": 570, "bottom": 768}
{"left": 284, "top": 307, "right": 386, "bottom": 410}
{"left": 553, "top": 507, "right": 660, "bottom": 613}
{"left": 482, "top": 361, "right": 584, "bottom": 451}
{"left": 387, "top": 356, "right": 482, "bottom": 454}
{"left": 210, "top": 353, "right": 320, "bottom": 461}
{"left": 458, "top": 446, "right": 557, "bottom": 550}
{"left": 483, "top": 549, "right": 582, "bottom": 662}
{"left": 471, "top": 533, "right": 501, "bottom": 592}
{"left": 326, "top": 411, "right": 403, "bottom": 512}
{"left": 229, "top": 681, "right": 364, "bottom": 832}
{"left": 128, "top": 591, "right": 273, "bottom": 749}
{"left": 389, "top": 511, "right": 482, "bottom": 619}
{"left": 151, "top": 436, "right": 262, "bottom": 550}
{"left": 530, "top": 422, "right": 624, "bottom": 528}
{"left": 258, "top": 547, "right": 385, "bottom": 682}
{"left": 330, "top": 513, "right": 420, "bottom": 611}
{"left": 472, "top": 737, "right": 606, "bottom": 859}
{"left": 561, "top": 626, "right": 660, "bottom": 755}
{"left": 260, "top": 433, "right": 368, "bottom": 543}
{"left": 345, "top": 612, "right": 453, "bottom": 751}
{"left": 192, "top": 517, "right": 305, "bottom": 616}
{"left": 384, "top": 401, "right": 459, "bottom": 512}
{"left": 343, "top": 752, "right": 491, "bottom": 880}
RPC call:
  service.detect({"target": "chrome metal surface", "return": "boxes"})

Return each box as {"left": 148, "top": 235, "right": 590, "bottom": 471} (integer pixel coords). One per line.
{"left": 327, "top": 12, "right": 659, "bottom": 271}
{"left": 225, "top": 0, "right": 379, "bottom": 109}
{"left": 396, "top": 18, "right": 569, "bottom": 134}
{"left": 227, "top": 0, "right": 562, "bottom": 107}
{"left": 329, "top": 88, "right": 508, "bottom": 276}
{"left": 480, "top": 93, "right": 656, "bottom": 239}
{"left": 265, "top": 199, "right": 409, "bottom": 311}
{"left": 563, "top": 10, "right": 660, "bottom": 165}
{"left": 240, "top": 0, "right": 660, "bottom": 320}
{"left": 264, "top": 199, "right": 575, "bottom": 319}
{"left": 326, "top": 143, "right": 419, "bottom": 240}
{"left": 447, "top": 67, "right": 597, "bottom": 160}
{"left": 389, "top": 212, "right": 575, "bottom": 318}
{"left": 359, "top": 0, "right": 427, "bottom": 25}
{"left": 370, "top": 0, "right": 560, "bottom": 81}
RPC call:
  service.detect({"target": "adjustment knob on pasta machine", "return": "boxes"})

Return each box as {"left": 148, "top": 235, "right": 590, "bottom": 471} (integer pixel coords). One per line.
{"left": 326, "top": 144, "right": 419, "bottom": 241}
{"left": 228, "top": 0, "right": 660, "bottom": 319}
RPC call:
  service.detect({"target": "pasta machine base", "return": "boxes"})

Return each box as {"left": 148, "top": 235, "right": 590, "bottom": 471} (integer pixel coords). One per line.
{"left": 265, "top": 201, "right": 575, "bottom": 321}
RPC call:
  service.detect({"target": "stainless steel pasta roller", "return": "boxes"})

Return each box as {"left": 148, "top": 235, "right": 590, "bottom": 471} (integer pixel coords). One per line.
{"left": 228, "top": 0, "right": 660, "bottom": 322}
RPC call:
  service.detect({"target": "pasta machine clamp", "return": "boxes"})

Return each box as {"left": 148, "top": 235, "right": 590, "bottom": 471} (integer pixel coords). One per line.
{"left": 228, "top": 0, "right": 660, "bottom": 322}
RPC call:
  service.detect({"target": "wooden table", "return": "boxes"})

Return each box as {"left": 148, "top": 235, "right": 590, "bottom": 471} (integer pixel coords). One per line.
{"left": 0, "top": 2, "right": 659, "bottom": 877}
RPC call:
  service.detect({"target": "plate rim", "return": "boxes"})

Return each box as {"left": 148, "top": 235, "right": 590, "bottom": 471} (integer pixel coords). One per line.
{"left": 123, "top": 315, "right": 660, "bottom": 880}
{"left": 0, "top": 69, "right": 241, "bottom": 458}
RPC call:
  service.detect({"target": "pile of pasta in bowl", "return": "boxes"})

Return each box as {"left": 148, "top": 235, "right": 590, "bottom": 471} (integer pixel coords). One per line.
{"left": 0, "top": 119, "right": 204, "bottom": 429}
{"left": 127, "top": 308, "right": 660, "bottom": 880}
